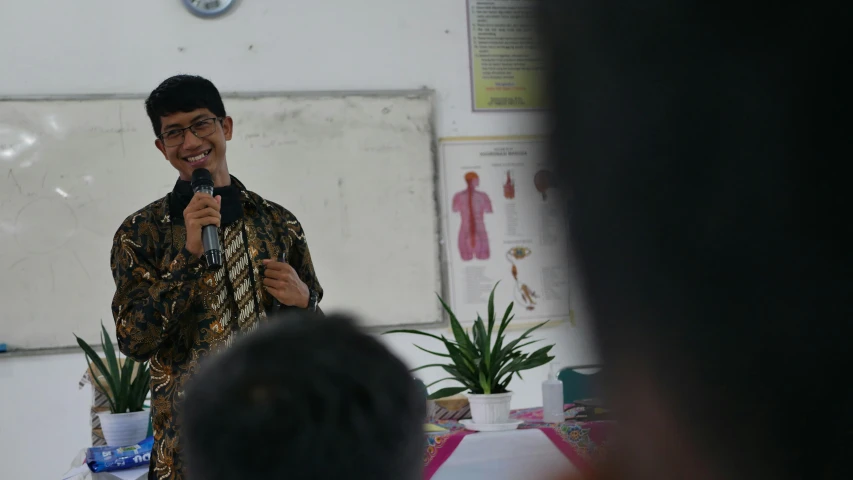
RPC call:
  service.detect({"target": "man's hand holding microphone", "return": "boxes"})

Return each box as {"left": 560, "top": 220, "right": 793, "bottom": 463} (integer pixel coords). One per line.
{"left": 183, "top": 192, "right": 221, "bottom": 259}
{"left": 185, "top": 168, "right": 309, "bottom": 308}
{"left": 187, "top": 169, "right": 223, "bottom": 268}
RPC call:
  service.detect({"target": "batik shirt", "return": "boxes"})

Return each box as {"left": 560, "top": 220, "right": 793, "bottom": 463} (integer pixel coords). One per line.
{"left": 110, "top": 176, "right": 322, "bottom": 480}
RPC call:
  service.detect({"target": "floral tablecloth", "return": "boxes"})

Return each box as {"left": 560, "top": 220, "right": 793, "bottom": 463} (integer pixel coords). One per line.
{"left": 424, "top": 406, "right": 611, "bottom": 480}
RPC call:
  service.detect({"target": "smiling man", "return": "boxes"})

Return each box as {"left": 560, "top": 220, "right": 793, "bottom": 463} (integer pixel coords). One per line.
{"left": 110, "top": 75, "right": 323, "bottom": 480}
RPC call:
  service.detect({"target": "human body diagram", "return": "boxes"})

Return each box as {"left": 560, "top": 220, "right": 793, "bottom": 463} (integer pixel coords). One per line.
{"left": 452, "top": 172, "right": 493, "bottom": 261}
{"left": 506, "top": 246, "right": 538, "bottom": 310}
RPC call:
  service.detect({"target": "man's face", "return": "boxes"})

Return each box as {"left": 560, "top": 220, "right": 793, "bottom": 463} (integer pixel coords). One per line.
{"left": 155, "top": 108, "right": 233, "bottom": 183}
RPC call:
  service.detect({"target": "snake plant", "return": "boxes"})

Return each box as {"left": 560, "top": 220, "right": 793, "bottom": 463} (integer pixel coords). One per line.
{"left": 75, "top": 323, "right": 150, "bottom": 414}
{"left": 386, "top": 282, "right": 555, "bottom": 399}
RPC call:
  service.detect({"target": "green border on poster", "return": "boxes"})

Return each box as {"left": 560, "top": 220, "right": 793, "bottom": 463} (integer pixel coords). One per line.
{"left": 467, "top": 0, "right": 548, "bottom": 111}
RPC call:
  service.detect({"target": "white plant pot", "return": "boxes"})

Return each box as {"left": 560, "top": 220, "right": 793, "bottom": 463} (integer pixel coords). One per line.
{"left": 98, "top": 410, "right": 150, "bottom": 447}
{"left": 466, "top": 392, "right": 513, "bottom": 424}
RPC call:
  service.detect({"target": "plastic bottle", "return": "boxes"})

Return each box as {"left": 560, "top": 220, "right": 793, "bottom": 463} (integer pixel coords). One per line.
{"left": 542, "top": 363, "right": 565, "bottom": 423}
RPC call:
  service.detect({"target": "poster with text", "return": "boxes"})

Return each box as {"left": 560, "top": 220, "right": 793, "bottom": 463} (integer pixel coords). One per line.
{"left": 467, "top": 0, "right": 547, "bottom": 111}
{"left": 440, "top": 137, "right": 576, "bottom": 328}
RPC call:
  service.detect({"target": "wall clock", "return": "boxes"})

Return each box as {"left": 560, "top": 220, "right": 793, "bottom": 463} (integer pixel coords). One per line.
{"left": 183, "top": 0, "right": 237, "bottom": 18}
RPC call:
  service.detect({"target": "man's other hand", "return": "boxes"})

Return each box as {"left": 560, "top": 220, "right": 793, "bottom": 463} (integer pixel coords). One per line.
{"left": 262, "top": 259, "right": 309, "bottom": 308}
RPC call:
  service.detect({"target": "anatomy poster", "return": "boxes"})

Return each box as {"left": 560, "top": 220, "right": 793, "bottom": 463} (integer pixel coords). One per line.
{"left": 440, "top": 137, "right": 576, "bottom": 327}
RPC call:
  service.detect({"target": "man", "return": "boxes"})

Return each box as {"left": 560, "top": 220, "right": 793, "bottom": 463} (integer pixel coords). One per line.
{"left": 110, "top": 75, "right": 323, "bottom": 480}
{"left": 541, "top": 1, "right": 850, "bottom": 479}
{"left": 182, "top": 311, "right": 426, "bottom": 480}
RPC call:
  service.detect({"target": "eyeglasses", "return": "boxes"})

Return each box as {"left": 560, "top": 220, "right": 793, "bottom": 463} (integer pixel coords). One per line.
{"left": 158, "top": 117, "right": 222, "bottom": 147}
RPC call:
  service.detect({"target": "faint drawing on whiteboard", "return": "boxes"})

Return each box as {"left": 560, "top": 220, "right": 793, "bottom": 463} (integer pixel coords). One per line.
{"left": 506, "top": 246, "right": 538, "bottom": 310}
{"left": 503, "top": 170, "right": 515, "bottom": 199}
{"left": 453, "top": 172, "right": 493, "bottom": 261}
{"left": 534, "top": 169, "right": 555, "bottom": 200}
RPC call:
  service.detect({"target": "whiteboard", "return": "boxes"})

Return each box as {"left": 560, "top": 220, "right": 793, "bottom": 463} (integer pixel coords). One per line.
{"left": 0, "top": 93, "right": 442, "bottom": 351}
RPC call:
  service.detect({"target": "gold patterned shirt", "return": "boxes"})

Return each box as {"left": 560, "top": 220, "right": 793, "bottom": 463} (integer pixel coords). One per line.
{"left": 110, "top": 176, "right": 322, "bottom": 480}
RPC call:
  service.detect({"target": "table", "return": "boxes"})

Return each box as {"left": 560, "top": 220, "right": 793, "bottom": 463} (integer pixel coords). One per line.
{"left": 424, "top": 406, "right": 610, "bottom": 480}
{"left": 64, "top": 407, "right": 609, "bottom": 480}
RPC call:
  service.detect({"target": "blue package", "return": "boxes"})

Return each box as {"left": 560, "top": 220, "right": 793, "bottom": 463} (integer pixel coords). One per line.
{"left": 86, "top": 436, "right": 153, "bottom": 473}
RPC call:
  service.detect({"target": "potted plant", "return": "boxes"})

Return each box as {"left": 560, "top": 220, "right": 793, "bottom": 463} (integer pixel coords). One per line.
{"left": 386, "top": 283, "right": 555, "bottom": 425}
{"left": 75, "top": 323, "right": 151, "bottom": 447}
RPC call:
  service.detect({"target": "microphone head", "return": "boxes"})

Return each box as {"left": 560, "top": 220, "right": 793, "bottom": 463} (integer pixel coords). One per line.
{"left": 191, "top": 168, "right": 214, "bottom": 191}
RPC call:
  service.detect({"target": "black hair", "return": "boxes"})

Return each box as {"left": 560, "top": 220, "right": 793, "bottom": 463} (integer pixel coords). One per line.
{"left": 181, "top": 312, "right": 426, "bottom": 480}
{"left": 541, "top": 1, "right": 850, "bottom": 479}
{"left": 144, "top": 74, "right": 227, "bottom": 136}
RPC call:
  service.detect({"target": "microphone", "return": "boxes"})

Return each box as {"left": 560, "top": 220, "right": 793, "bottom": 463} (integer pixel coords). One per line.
{"left": 191, "top": 168, "right": 223, "bottom": 269}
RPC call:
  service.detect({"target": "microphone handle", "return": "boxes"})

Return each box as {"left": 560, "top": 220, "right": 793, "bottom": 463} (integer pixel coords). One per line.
{"left": 193, "top": 184, "right": 222, "bottom": 268}
{"left": 201, "top": 224, "right": 222, "bottom": 268}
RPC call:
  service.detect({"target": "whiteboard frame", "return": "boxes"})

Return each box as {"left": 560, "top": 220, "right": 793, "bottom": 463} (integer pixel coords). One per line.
{"left": 0, "top": 89, "right": 434, "bottom": 102}
{"left": 0, "top": 89, "right": 451, "bottom": 357}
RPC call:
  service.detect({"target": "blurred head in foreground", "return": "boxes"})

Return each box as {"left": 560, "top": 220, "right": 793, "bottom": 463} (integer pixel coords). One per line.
{"left": 182, "top": 312, "right": 425, "bottom": 480}
{"left": 541, "top": 1, "right": 850, "bottom": 479}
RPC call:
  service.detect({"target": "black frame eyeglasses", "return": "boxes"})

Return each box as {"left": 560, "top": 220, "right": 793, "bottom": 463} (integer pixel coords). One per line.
{"left": 158, "top": 117, "right": 223, "bottom": 147}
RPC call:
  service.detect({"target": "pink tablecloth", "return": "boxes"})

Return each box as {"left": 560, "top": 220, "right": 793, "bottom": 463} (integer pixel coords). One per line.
{"left": 424, "top": 406, "right": 611, "bottom": 479}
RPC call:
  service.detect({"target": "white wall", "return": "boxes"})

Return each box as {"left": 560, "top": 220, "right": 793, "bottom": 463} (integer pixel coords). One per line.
{"left": 0, "top": 353, "right": 93, "bottom": 479}
{"left": 0, "top": 1, "right": 598, "bottom": 478}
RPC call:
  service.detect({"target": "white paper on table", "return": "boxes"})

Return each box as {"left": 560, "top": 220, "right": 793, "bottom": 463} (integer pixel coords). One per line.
{"left": 61, "top": 463, "right": 147, "bottom": 480}
{"left": 61, "top": 464, "right": 91, "bottom": 480}
{"left": 431, "top": 429, "right": 578, "bottom": 480}
{"left": 92, "top": 467, "right": 149, "bottom": 480}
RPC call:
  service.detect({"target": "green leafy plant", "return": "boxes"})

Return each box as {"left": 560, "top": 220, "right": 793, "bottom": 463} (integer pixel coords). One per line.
{"left": 386, "top": 282, "right": 555, "bottom": 400}
{"left": 75, "top": 323, "right": 150, "bottom": 414}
